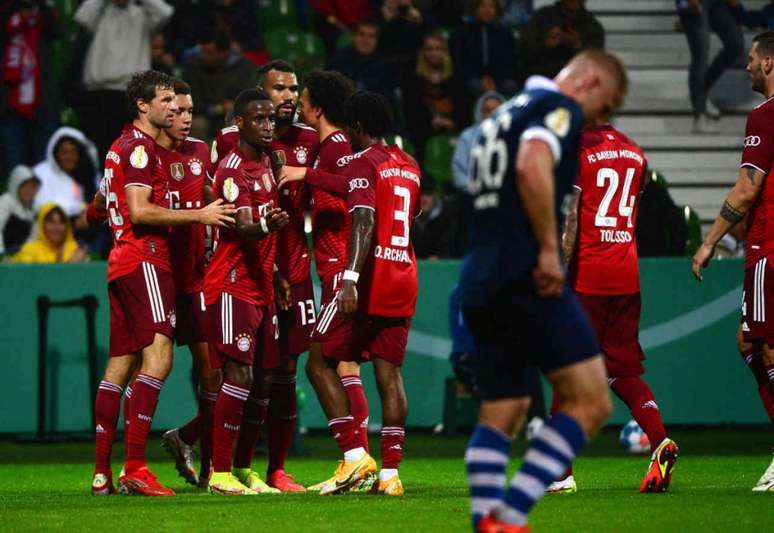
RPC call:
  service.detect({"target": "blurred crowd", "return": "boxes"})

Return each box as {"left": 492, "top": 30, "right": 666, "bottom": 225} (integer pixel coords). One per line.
{"left": 1, "top": 0, "right": 764, "bottom": 263}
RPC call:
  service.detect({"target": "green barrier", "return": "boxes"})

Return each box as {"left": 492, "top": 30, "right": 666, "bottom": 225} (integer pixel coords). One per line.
{"left": 0, "top": 257, "right": 763, "bottom": 435}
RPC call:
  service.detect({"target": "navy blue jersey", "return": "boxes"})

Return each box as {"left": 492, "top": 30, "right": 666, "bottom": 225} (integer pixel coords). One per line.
{"left": 459, "top": 76, "right": 585, "bottom": 307}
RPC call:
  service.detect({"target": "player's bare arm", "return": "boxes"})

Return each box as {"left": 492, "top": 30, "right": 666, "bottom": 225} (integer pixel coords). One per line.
{"left": 516, "top": 139, "right": 564, "bottom": 297}
{"left": 126, "top": 186, "right": 237, "bottom": 227}
{"left": 338, "top": 207, "right": 375, "bottom": 318}
{"left": 561, "top": 189, "right": 581, "bottom": 266}
{"left": 234, "top": 200, "right": 289, "bottom": 241}
{"left": 202, "top": 179, "right": 215, "bottom": 204}
{"left": 692, "top": 166, "right": 765, "bottom": 281}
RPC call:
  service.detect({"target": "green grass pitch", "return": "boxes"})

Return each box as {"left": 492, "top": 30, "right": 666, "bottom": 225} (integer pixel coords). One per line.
{"left": 1, "top": 429, "right": 773, "bottom": 532}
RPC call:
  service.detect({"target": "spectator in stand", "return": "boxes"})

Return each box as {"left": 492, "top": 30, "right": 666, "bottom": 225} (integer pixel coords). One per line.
{"left": 151, "top": 33, "right": 176, "bottom": 75}
{"left": 33, "top": 126, "right": 99, "bottom": 221}
{"left": 502, "top": 0, "right": 533, "bottom": 27}
{"left": 451, "top": 90, "right": 504, "bottom": 191}
{"left": 411, "top": 173, "right": 463, "bottom": 259}
{"left": 402, "top": 31, "right": 465, "bottom": 161}
{"left": 11, "top": 202, "right": 89, "bottom": 263}
{"left": 0, "top": 165, "right": 40, "bottom": 256}
{"left": 74, "top": 0, "right": 174, "bottom": 159}
{"left": 183, "top": 28, "right": 257, "bottom": 139}
{"left": 449, "top": 0, "right": 518, "bottom": 100}
{"left": 522, "top": 0, "right": 605, "bottom": 78}
{"left": 0, "top": 0, "right": 61, "bottom": 184}
{"left": 309, "top": 0, "right": 372, "bottom": 56}
{"left": 327, "top": 18, "right": 396, "bottom": 100}
{"left": 676, "top": 0, "right": 745, "bottom": 133}
{"left": 378, "top": 0, "right": 429, "bottom": 74}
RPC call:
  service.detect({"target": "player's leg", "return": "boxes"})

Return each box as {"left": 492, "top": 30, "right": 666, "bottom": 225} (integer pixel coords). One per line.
{"left": 266, "top": 355, "right": 306, "bottom": 492}
{"left": 338, "top": 360, "right": 370, "bottom": 452}
{"left": 371, "top": 355, "right": 407, "bottom": 495}
{"left": 195, "top": 348, "right": 221, "bottom": 487}
{"left": 545, "top": 388, "right": 576, "bottom": 494}
{"left": 92, "top": 353, "right": 136, "bottom": 494}
{"left": 737, "top": 326, "right": 774, "bottom": 422}
{"left": 753, "top": 341, "right": 774, "bottom": 492}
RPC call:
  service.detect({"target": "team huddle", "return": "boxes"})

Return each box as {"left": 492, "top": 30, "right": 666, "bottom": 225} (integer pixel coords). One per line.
{"left": 89, "top": 61, "right": 419, "bottom": 497}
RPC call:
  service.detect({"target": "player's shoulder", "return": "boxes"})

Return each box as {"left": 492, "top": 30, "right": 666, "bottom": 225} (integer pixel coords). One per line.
{"left": 218, "top": 125, "right": 239, "bottom": 138}
{"left": 749, "top": 97, "right": 774, "bottom": 123}
{"left": 291, "top": 122, "right": 320, "bottom": 143}
{"left": 387, "top": 144, "right": 419, "bottom": 168}
{"left": 217, "top": 148, "right": 246, "bottom": 173}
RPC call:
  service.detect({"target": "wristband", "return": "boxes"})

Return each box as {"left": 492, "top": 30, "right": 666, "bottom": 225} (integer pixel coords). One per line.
{"left": 260, "top": 216, "right": 269, "bottom": 234}
{"left": 343, "top": 270, "right": 360, "bottom": 283}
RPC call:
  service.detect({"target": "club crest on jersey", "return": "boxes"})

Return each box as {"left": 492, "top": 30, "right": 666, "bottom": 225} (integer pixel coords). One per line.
{"left": 189, "top": 158, "right": 203, "bottom": 176}
{"left": 294, "top": 146, "right": 309, "bottom": 165}
{"left": 223, "top": 177, "right": 239, "bottom": 202}
{"left": 545, "top": 107, "right": 570, "bottom": 138}
{"left": 130, "top": 145, "right": 149, "bottom": 169}
{"left": 262, "top": 172, "right": 273, "bottom": 192}
{"left": 170, "top": 162, "right": 184, "bottom": 181}
{"left": 236, "top": 333, "right": 253, "bottom": 352}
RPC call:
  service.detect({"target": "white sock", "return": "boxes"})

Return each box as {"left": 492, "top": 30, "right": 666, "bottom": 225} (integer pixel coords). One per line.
{"left": 344, "top": 447, "right": 366, "bottom": 462}
{"left": 379, "top": 468, "right": 398, "bottom": 481}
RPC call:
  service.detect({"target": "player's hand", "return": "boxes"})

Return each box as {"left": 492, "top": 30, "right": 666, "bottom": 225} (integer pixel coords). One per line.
{"left": 199, "top": 198, "right": 236, "bottom": 227}
{"left": 273, "top": 271, "right": 292, "bottom": 311}
{"left": 278, "top": 165, "right": 307, "bottom": 189}
{"left": 691, "top": 242, "right": 715, "bottom": 282}
{"left": 263, "top": 201, "right": 290, "bottom": 232}
{"left": 533, "top": 248, "right": 564, "bottom": 297}
{"left": 337, "top": 280, "right": 359, "bottom": 319}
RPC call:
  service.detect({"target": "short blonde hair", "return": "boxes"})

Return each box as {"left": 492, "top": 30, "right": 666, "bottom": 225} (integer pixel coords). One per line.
{"left": 572, "top": 49, "right": 629, "bottom": 110}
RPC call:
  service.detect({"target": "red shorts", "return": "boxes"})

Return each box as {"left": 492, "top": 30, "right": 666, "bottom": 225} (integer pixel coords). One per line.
{"left": 742, "top": 258, "right": 774, "bottom": 345}
{"left": 312, "top": 272, "right": 358, "bottom": 359}
{"left": 108, "top": 262, "right": 175, "bottom": 357}
{"left": 278, "top": 274, "right": 315, "bottom": 357}
{"left": 575, "top": 291, "right": 644, "bottom": 378}
{"left": 175, "top": 291, "right": 208, "bottom": 346}
{"left": 207, "top": 292, "right": 280, "bottom": 369}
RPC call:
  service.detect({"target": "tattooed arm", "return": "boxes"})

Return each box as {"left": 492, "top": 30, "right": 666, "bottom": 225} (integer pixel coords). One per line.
{"left": 562, "top": 189, "right": 581, "bottom": 267}
{"left": 337, "top": 207, "right": 375, "bottom": 319}
{"left": 692, "top": 166, "right": 765, "bottom": 281}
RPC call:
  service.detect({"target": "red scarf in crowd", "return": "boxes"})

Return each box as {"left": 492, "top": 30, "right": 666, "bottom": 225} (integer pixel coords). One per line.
{"left": 2, "top": 8, "right": 42, "bottom": 119}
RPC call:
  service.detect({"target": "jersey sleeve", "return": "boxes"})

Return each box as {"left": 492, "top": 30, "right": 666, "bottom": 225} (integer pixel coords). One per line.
{"left": 519, "top": 104, "right": 574, "bottom": 165}
{"left": 123, "top": 137, "right": 157, "bottom": 188}
{"left": 346, "top": 157, "right": 376, "bottom": 213}
{"left": 741, "top": 107, "right": 774, "bottom": 174}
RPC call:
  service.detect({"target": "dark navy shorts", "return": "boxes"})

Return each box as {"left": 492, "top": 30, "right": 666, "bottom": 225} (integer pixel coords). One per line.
{"left": 463, "top": 274, "right": 600, "bottom": 401}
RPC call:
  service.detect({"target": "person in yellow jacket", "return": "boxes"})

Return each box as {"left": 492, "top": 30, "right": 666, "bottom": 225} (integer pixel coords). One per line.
{"left": 12, "top": 203, "right": 89, "bottom": 263}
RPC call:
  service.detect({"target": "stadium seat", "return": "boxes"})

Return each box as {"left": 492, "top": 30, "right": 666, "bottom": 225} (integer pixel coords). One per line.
{"left": 336, "top": 31, "right": 352, "bottom": 50}
{"left": 257, "top": 0, "right": 299, "bottom": 31}
{"left": 423, "top": 134, "right": 458, "bottom": 191}
{"left": 648, "top": 169, "right": 669, "bottom": 190}
{"left": 263, "top": 31, "right": 325, "bottom": 77}
{"left": 683, "top": 205, "right": 702, "bottom": 256}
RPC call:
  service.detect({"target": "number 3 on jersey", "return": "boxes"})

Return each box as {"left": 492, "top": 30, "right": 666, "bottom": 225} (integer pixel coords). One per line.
{"left": 595, "top": 167, "right": 636, "bottom": 228}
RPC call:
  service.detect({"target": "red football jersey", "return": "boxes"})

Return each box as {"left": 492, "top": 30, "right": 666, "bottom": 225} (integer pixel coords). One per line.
{"left": 104, "top": 125, "right": 170, "bottom": 282}
{"left": 203, "top": 147, "right": 279, "bottom": 307}
{"left": 571, "top": 125, "right": 646, "bottom": 295}
{"left": 346, "top": 143, "right": 421, "bottom": 317}
{"left": 311, "top": 130, "right": 353, "bottom": 282}
{"left": 741, "top": 98, "right": 774, "bottom": 268}
{"left": 210, "top": 123, "right": 319, "bottom": 285}
{"left": 160, "top": 137, "right": 209, "bottom": 295}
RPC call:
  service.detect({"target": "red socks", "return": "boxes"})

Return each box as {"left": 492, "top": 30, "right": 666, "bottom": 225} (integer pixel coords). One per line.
{"left": 233, "top": 396, "right": 269, "bottom": 469}
{"left": 212, "top": 381, "right": 249, "bottom": 473}
{"left": 199, "top": 390, "right": 218, "bottom": 479}
{"left": 609, "top": 377, "right": 667, "bottom": 449}
{"left": 741, "top": 349, "right": 774, "bottom": 423}
{"left": 94, "top": 381, "right": 122, "bottom": 474}
{"left": 123, "top": 383, "right": 133, "bottom": 453}
{"left": 380, "top": 426, "right": 405, "bottom": 469}
{"left": 341, "top": 375, "right": 370, "bottom": 451}
{"left": 125, "top": 374, "right": 164, "bottom": 473}
{"left": 328, "top": 416, "right": 362, "bottom": 454}
{"left": 267, "top": 374, "right": 297, "bottom": 474}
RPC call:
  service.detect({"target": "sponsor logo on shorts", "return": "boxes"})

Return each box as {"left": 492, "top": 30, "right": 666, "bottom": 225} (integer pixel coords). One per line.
{"left": 168, "top": 311, "right": 176, "bottom": 329}
{"left": 745, "top": 135, "right": 761, "bottom": 147}
{"left": 236, "top": 333, "right": 252, "bottom": 352}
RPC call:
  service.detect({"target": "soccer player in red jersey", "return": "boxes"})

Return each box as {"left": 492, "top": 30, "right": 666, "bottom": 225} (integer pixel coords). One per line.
{"left": 91, "top": 71, "right": 235, "bottom": 497}
{"left": 143, "top": 80, "right": 221, "bottom": 488}
{"left": 204, "top": 88, "right": 290, "bottom": 495}
{"left": 209, "top": 60, "right": 319, "bottom": 492}
{"left": 693, "top": 31, "right": 774, "bottom": 492}
{"left": 280, "top": 91, "right": 421, "bottom": 496}
{"left": 554, "top": 122, "right": 678, "bottom": 494}
{"left": 295, "top": 70, "right": 373, "bottom": 463}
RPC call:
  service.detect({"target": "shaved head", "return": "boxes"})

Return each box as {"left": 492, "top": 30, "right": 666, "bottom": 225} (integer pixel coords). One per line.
{"left": 555, "top": 49, "right": 628, "bottom": 122}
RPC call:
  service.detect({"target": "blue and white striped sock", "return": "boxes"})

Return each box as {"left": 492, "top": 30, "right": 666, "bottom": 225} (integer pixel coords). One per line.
{"left": 465, "top": 425, "right": 512, "bottom": 529}
{"left": 499, "top": 413, "right": 587, "bottom": 525}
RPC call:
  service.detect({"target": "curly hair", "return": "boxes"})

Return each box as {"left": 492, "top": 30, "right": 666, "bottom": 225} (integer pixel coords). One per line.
{"left": 345, "top": 90, "right": 394, "bottom": 138}
{"left": 304, "top": 70, "right": 355, "bottom": 128}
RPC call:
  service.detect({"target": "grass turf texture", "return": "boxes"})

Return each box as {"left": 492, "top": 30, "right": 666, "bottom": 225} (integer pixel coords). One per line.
{"left": 1, "top": 430, "right": 773, "bottom": 532}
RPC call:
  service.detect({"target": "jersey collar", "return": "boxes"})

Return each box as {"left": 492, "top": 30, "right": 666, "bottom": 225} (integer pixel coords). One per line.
{"left": 524, "top": 75, "right": 559, "bottom": 93}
